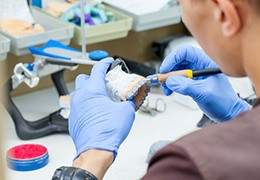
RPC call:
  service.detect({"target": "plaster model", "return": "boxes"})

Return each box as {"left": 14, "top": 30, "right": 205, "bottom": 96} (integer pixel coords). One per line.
{"left": 106, "top": 65, "right": 150, "bottom": 110}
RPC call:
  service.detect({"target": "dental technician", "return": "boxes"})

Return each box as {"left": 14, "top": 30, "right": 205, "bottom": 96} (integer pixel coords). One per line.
{"left": 52, "top": 0, "right": 260, "bottom": 179}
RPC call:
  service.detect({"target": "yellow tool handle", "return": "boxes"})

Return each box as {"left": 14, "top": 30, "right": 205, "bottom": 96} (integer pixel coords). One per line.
{"left": 157, "top": 69, "right": 193, "bottom": 83}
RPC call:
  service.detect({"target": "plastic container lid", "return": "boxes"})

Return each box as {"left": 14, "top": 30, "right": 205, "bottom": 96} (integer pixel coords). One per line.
{"left": 89, "top": 50, "right": 109, "bottom": 60}
{"left": 6, "top": 144, "right": 49, "bottom": 171}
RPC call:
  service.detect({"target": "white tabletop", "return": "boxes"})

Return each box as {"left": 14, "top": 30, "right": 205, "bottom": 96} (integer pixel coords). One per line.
{"left": 2, "top": 77, "right": 254, "bottom": 180}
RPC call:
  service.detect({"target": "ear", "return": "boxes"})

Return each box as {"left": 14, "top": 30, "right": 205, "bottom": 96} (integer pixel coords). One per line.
{"left": 213, "top": 0, "right": 241, "bottom": 37}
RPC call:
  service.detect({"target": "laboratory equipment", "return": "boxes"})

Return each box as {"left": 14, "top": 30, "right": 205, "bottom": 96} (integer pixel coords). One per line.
{"left": 146, "top": 68, "right": 222, "bottom": 85}
{"left": 4, "top": 39, "right": 104, "bottom": 140}
{"left": 5, "top": 55, "right": 76, "bottom": 140}
{"left": 29, "top": 39, "right": 102, "bottom": 66}
{"left": 139, "top": 98, "right": 167, "bottom": 117}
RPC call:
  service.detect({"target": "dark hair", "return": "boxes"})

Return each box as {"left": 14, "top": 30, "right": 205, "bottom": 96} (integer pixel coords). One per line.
{"left": 247, "top": 0, "right": 260, "bottom": 11}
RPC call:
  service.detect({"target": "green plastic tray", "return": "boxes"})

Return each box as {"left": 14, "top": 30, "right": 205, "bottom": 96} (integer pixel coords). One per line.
{"left": 40, "top": 4, "right": 133, "bottom": 45}
{"left": 71, "top": 5, "right": 133, "bottom": 45}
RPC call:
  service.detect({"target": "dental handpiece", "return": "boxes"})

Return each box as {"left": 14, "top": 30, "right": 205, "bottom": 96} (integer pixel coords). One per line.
{"left": 147, "top": 68, "right": 222, "bottom": 85}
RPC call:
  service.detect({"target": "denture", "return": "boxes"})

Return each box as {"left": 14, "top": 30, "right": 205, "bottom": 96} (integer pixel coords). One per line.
{"left": 106, "top": 65, "right": 150, "bottom": 111}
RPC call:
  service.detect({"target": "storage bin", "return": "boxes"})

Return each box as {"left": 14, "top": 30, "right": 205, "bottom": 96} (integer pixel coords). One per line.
{"left": 0, "top": 34, "right": 10, "bottom": 60}
{"left": 68, "top": 5, "right": 133, "bottom": 45}
{"left": 41, "top": 4, "right": 133, "bottom": 45}
{"left": 0, "top": 7, "right": 74, "bottom": 56}
{"left": 103, "top": 3, "right": 182, "bottom": 32}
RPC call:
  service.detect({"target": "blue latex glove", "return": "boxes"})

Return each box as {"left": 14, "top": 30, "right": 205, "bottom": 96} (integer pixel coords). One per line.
{"left": 160, "top": 45, "right": 250, "bottom": 122}
{"left": 69, "top": 58, "right": 136, "bottom": 159}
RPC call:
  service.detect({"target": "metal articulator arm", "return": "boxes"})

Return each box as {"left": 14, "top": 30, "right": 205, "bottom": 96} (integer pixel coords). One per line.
{"left": 4, "top": 59, "right": 77, "bottom": 140}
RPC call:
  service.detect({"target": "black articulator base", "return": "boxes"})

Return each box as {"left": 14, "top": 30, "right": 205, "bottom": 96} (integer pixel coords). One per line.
{"left": 4, "top": 70, "right": 69, "bottom": 140}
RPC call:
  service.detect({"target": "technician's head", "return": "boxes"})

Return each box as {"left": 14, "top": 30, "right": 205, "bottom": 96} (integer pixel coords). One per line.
{"left": 178, "top": 0, "right": 260, "bottom": 77}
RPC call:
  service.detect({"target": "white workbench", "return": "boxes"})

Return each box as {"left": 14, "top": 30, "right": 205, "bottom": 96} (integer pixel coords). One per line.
{"left": 2, "top": 77, "right": 254, "bottom": 180}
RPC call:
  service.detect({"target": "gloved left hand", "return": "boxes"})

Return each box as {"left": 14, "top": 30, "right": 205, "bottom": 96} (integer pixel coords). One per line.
{"left": 69, "top": 58, "right": 136, "bottom": 159}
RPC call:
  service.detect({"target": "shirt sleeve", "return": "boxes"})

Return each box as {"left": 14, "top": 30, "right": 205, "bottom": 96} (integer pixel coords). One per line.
{"left": 142, "top": 143, "right": 202, "bottom": 180}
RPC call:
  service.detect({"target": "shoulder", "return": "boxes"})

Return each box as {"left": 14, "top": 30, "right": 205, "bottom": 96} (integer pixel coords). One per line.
{"left": 143, "top": 143, "right": 202, "bottom": 180}
{"left": 176, "top": 107, "right": 260, "bottom": 148}
{"left": 173, "top": 107, "right": 260, "bottom": 179}
{"left": 143, "top": 108, "right": 260, "bottom": 180}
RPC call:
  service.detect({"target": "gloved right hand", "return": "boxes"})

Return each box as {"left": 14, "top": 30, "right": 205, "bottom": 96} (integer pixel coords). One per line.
{"left": 160, "top": 45, "right": 250, "bottom": 122}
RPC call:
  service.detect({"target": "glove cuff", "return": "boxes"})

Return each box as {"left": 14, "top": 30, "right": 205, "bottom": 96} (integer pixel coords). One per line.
{"left": 75, "top": 145, "right": 117, "bottom": 161}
